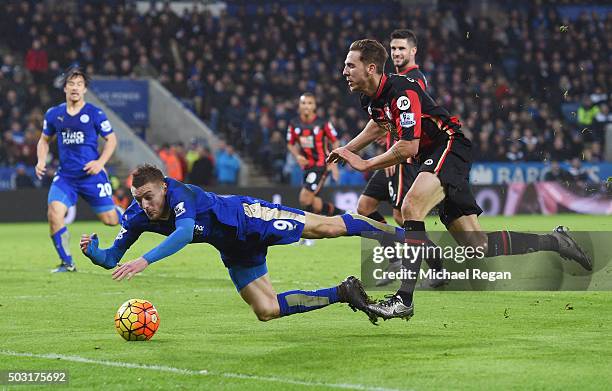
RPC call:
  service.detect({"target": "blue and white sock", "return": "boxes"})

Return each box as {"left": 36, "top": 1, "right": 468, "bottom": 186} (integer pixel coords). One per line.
{"left": 277, "top": 287, "right": 339, "bottom": 317}
{"left": 51, "top": 226, "right": 72, "bottom": 265}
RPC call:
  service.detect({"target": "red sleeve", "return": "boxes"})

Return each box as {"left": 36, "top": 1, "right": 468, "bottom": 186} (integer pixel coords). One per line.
{"left": 324, "top": 122, "right": 338, "bottom": 143}
{"left": 391, "top": 89, "right": 421, "bottom": 141}
{"left": 417, "top": 79, "right": 426, "bottom": 92}
{"left": 286, "top": 124, "right": 296, "bottom": 145}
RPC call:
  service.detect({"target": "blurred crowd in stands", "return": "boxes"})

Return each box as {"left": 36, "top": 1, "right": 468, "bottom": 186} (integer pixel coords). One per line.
{"left": 0, "top": 0, "right": 610, "bottom": 190}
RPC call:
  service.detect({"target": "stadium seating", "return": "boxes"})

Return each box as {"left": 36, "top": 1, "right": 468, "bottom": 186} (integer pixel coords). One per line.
{"left": 0, "top": 1, "right": 609, "bottom": 184}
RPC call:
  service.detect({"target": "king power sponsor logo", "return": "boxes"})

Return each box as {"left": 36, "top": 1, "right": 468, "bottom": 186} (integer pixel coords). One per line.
{"left": 61, "top": 130, "right": 85, "bottom": 145}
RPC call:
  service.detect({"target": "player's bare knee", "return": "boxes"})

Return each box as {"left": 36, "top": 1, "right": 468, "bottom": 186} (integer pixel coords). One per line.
{"left": 404, "top": 188, "right": 429, "bottom": 208}
{"left": 253, "top": 302, "right": 278, "bottom": 322}
{"left": 47, "top": 205, "right": 64, "bottom": 224}
{"left": 455, "top": 231, "right": 488, "bottom": 252}
{"left": 357, "top": 197, "right": 375, "bottom": 216}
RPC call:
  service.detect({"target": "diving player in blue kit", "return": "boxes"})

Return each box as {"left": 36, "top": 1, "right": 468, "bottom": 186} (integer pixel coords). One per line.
{"left": 80, "top": 164, "right": 403, "bottom": 321}
{"left": 36, "top": 67, "right": 120, "bottom": 273}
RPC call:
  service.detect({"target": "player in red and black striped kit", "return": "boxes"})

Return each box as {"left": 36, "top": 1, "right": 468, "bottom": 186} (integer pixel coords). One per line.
{"left": 359, "top": 30, "right": 427, "bottom": 227}
{"left": 287, "top": 93, "right": 345, "bottom": 217}
{"left": 331, "top": 39, "right": 591, "bottom": 323}
{"left": 357, "top": 30, "right": 444, "bottom": 288}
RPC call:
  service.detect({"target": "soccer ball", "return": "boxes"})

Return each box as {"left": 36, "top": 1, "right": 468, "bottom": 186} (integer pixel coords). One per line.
{"left": 114, "top": 299, "right": 160, "bottom": 341}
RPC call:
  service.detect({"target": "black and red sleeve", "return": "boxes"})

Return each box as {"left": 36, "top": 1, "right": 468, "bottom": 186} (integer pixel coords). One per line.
{"left": 323, "top": 121, "right": 338, "bottom": 143}
{"left": 286, "top": 123, "right": 297, "bottom": 145}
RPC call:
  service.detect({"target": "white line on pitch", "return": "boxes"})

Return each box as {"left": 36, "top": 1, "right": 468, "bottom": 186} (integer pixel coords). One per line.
{"left": 0, "top": 350, "right": 405, "bottom": 391}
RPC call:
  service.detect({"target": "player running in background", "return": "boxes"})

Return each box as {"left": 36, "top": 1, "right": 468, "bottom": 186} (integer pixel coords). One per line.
{"left": 357, "top": 29, "right": 444, "bottom": 287}
{"left": 287, "top": 93, "right": 345, "bottom": 217}
{"left": 79, "top": 164, "right": 408, "bottom": 322}
{"left": 35, "top": 67, "right": 120, "bottom": 273}
{"left": 331, "top": 39, "right": 592, "bottom": 323}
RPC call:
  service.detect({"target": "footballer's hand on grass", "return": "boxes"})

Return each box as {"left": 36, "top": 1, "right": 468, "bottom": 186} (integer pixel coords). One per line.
{"left": 83, "top": 159, "right": 104, "bottom": 175}
{"left": 112, "top": 258, "right": 149, "bottom": 281}
{"left": 80, "top": 233, "right": 98, "bottom": 256}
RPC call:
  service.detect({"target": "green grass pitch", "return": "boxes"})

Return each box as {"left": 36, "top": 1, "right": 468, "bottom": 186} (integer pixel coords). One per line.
{"left": 1, "top": 215, "right": 611, "bottom": 390}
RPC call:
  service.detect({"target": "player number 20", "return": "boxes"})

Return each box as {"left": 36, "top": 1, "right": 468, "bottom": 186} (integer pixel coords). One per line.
{"left": 97, "top": 183, "right": 113, "bottom": 197}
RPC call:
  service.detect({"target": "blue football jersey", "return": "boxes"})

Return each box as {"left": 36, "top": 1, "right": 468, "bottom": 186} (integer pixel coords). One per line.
{"left": 43, "top": 102, "right": 113, "bottom": 178}
{"left": 111, "top": 178, "right": 306, "bottom": 268}
{"left": 114, "top": 178, "right": 248, "bottom": 250}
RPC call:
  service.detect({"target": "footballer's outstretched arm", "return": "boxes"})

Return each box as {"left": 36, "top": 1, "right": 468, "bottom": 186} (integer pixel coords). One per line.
{"left": 327, "top": 120, "right": 384, "bottom": 164}
{"left": 344, "top": 119, "right": 386, "bottom": 153}
{"left": 81, "top": 218, "right": 145, "bottom": 269}
{"left": 80, "top": 234, "right": 129, "bottom": 269}
{"left": 360, "top": 139, "right": 419, "bottom": 171}
{"left": 111, "top": 218, "right": 195, "bottom": 281}
{"left": 142, "top": 218, "right": 195, "bottom": 264}
{"left": 327, "top": 138, "right": 418, "bottom": 172}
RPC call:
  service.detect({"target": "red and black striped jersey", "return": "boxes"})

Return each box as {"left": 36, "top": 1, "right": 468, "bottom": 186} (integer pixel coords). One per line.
{"left": 286, "top": 116, "right": 338, "bottom": 169}
{"left": 360, "top": 73, "right": 462, "bottom": 160}
{"left": 386, "top": 65, "right": 428, "bottom": 151}
{"left": 397, "top": 65, "right": 428, "bottom": 92}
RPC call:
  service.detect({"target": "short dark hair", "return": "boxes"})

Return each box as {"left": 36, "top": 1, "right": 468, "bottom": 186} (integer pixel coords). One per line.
{"left": 62, "top": 66, "right": 89, "bottom": 87}
{"left": 131, "top": 164, "right": 165, "bottom": 188}
{"left": 300, "top": 92, "right": 316, "bottom": 100}
{"left": 349, "top": 39, "right": 388, "bottom": 75}
{"left": 390, "top": 29, "right": 418, "bottom": 47}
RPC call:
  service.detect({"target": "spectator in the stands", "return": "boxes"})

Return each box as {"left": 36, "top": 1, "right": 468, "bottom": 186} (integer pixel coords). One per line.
{"left": 568, "top": 157, "right": 591, "bottom": 186}
{"left": 112, "top": 186, "right": 131, "bottom": 210}
{"left": 264, "top": 130, "right": 287, "bottom": 183}
{"left": 577, "top": 95, "right": 600, "bottom": 128}
{"left": 41, "top": 165, "right": 56, "bottom": 188}
{"left": 173, "top": 142, "right": 189, "bottom": 179}
{"left": 13, "top": 163, "right": 34, "bottom": 189}
{"left": 189, "top": 146, "right": 215, "bottom": 187}
{"left": 24, "top": 39, "right": 48, "bottom": 84}
{"left": 544, "top": 161, "right": 571, "bottom": 183}
{"left": 0, "top": 1, "right": 608, "bottom": 185}
{"left": 158, "top": 143, "right": 184, "bottom": 181}
{"left": 215, "top": 145, "right": 240, "bottom": 185}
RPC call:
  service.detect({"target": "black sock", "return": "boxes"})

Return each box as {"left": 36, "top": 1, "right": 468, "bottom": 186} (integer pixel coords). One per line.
{"left": 397, "top": 291, "right": 413, "bottom": 304}
{"left": 396, "top": 220, "right": 427, "bottom": 304}
{"left": 485, "top": 231, "right": 559, "bottom": 257}
{"left": 366, "top": 211, "right": 387, "bottom": 224}
{"left": 424, "top": 240, "right": 444, "bottom": 270}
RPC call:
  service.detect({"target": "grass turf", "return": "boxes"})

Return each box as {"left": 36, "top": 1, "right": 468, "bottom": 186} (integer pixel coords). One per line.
{"left": 0, "top": 215, "right": 611, "bottom": 390}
